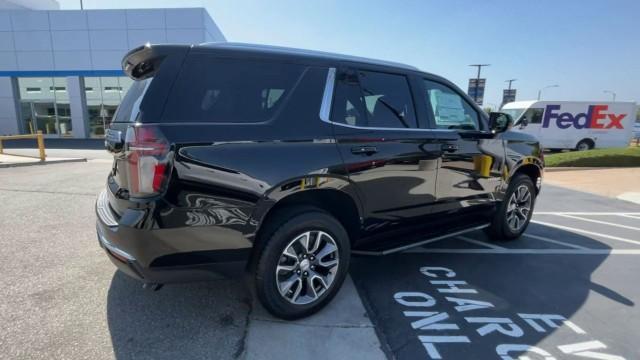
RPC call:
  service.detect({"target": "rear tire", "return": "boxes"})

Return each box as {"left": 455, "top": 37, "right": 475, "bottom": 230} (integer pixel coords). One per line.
{"left": 254, "top": 207, "right": 350, "bottom": 319}
{"left": 485, "top": 174, "right": 536, "bottom": 241}
{"left": 576, "top": 139, "right": 593, "bottom": 151}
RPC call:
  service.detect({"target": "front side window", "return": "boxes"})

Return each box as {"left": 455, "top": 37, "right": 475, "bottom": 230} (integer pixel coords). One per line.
{"left": 424, "top": 80, "right": 480, "bottom": 131}
{"left": 162, "top": 56, "right": 305, "bottom": 123}
{"left": 331, "top": 69, "right": 417, "bottom": 129}
{"left": 520, "top": 107, "right": 544, "bottom": 125}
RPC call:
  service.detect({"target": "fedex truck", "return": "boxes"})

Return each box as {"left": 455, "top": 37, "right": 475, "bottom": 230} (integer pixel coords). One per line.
{"left": 502, "top": 101, "right": 637, "bottom": 151}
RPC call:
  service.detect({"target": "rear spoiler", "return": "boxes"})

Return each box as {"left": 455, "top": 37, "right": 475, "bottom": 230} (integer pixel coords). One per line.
{"left": 122, "top": 44, "right": 192, "bottom": 80}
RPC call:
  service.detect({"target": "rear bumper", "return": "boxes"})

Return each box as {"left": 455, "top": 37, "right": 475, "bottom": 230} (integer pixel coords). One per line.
{"left": 95, "top": 190, "right": 251, "bottom": 284}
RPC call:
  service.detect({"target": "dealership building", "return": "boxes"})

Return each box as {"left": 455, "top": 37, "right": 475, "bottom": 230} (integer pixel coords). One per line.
{"left": 0, "top": 1, "right": 225, "bottom": 138}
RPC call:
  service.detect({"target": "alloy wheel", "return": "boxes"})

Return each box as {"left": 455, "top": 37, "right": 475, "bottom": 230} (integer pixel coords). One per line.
{"left": 275, "top": 230, "right": 339, "bottom": 305}
{"left": 506, "top": 185, "right": 532, "bottom": 232}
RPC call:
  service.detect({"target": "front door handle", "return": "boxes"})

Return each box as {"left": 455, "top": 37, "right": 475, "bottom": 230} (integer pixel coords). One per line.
{"left": 441, "top": 143, "right": 459, "bottom": 153}
{"left": 351, "top": 146, "right": 378, "bottom": 156}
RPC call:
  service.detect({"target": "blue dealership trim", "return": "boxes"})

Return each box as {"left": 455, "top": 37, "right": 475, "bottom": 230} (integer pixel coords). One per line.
{"left": 0, "top": 70, "right": 125, "bottom": 77}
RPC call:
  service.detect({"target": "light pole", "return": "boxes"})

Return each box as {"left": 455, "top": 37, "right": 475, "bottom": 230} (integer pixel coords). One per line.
{"left": 537, "top": 85, "right": 559, "bottom": 100}
{"left": 469, "top": 64, "right": 490, "bottom": 103}
{"left": 603, "top": 90, "right": 616, "bottom": 102}
{"left": 505, "top": 79, "right": 517, "bottom": 90}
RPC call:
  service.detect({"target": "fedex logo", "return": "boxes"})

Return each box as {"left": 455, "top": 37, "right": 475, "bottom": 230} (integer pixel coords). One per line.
{"left": 542, "top": 104, "right": 626, "bottom": 129}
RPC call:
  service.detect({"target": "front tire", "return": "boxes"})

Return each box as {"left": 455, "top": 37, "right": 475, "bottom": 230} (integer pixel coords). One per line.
{"left": 254, "top": 207, "right": 350, "bottom": 319}
{"left": 486, "top": 174, "right": 536, "bottom": 241}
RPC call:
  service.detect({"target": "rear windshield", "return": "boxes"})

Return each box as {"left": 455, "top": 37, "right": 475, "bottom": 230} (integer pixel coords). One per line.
{"left": 112, "top": 78, "right": 149, "bottom": 123}
{"left": 161, "top": 55, "right": 306, "bottom": 123}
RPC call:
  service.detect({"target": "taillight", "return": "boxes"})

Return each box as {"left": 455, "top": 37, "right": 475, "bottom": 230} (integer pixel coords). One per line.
{"left": 124, "top": 125, "right": 171, "bottom": 197}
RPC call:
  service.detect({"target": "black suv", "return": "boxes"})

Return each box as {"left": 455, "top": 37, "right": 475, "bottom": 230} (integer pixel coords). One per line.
{"left": 97, "top": 43, "right": 543, "bottom": 319}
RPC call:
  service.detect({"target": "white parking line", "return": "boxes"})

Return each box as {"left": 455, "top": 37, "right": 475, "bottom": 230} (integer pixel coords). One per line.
{"left": 522, "top": 233, "right": 589, "bottom": 250}
{"left": 534, "top": 212, "right": 640, "bottom": 216}
{"left": 620, "top": 214, "right": 640, "bottom": 220}
{"left": 531, "top": 220, "right": 640, "bottom": 246}
{"left": 457, "top": 236, "right": 505, "bottom": 249}
{"left": 406, "top": 248, "right": 640, "bottom": 255}
{"left": 554, "top": 213, "right": 640, "bottom": 231}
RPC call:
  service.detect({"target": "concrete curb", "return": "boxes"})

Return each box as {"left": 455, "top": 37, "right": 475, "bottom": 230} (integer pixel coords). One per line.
{"left": 617, "top": 192, "right": 640, "bottom": 205}
{"left": 241, "top": 275, "right": 386, "bottom": 360}
{"left": 0, "top": 158, "right": 87, "bottom": 168}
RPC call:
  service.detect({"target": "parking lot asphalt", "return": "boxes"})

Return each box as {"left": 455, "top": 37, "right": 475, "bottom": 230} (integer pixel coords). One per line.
{"left": 1, "top": 160, "right": 639, "bottom": 360}
{"left": 0, "top": 161, "right": 250, "bottom": 360}
{"left": 351, "top": 186, "right": 640, "bottom": 360}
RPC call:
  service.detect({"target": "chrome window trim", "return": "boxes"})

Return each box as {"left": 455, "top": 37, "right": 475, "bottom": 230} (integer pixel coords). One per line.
{"left": 319, "top": 67, "right": 336, "bottom": 122}
{"left": 323, "top": 119, "right": 458, "bottom": 132}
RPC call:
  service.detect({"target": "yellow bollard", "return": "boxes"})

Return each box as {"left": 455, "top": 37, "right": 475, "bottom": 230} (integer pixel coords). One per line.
{"left": 37, "top": 130, "right": 46, "bottom": 161}
{"left": 473, "top": 154, "right": 493, "bottom": 178}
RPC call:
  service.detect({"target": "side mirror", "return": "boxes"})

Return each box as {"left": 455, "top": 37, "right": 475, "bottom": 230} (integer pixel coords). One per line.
{"left": 488, "top": 112, "right": 513, "bottom": 133}
{"left": 520, "top": 116, "right": 529, "bottom": 127}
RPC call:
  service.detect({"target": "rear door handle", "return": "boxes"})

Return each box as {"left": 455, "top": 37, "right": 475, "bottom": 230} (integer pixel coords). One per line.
{"left": 351, "top": 146, "right": 378, "bottom": 156}
{"left": 441, "top": 143, "right": 459, "bottom": 153}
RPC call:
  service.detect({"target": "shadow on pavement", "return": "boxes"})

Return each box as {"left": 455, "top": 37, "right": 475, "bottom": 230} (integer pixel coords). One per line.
{"left": 350, "top": 225, "right": 637, "bottom": 359}
{"left": 589, "top": 281, "right": 634, "bottom": 307}
{"left": 107, "top": 271, "right": 251, "bottom": 360}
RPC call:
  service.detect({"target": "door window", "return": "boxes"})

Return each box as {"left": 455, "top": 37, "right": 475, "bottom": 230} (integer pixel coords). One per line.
{"left": 519, "top": 107, "right": 544, "bottom": 125}
{"left": 331, "top": 70, "right": 417, "bottom": 129}
{"left": 331, "top": 71, "right": 367, "bottom": 127}
{"left": 424, "top": 80, "right": 480, "bottom": 131}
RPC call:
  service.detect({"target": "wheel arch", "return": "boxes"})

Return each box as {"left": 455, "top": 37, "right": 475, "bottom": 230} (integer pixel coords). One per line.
{"left": 510, "top": 162, "right": 543, "bottom": 194}
{"left": 246, "top": 178, "right": 363, "bottom": 270}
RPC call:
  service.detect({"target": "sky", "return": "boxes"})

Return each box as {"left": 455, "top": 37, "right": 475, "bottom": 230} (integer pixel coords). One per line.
{"left": 59, "top": 0, "right": 640, "bottom": 109}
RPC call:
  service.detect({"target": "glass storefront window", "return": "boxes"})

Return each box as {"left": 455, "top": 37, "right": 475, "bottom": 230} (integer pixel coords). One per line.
{"left": 18, "top": 77, "right": 72, "bottom": 136}
{"left": 85, "top": 77, "right": 133, "bottom": 137}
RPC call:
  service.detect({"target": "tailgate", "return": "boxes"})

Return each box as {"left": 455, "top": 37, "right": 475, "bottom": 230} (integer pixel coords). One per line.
{"left": 103, "top": 44, "right": 189, "bottom": 214}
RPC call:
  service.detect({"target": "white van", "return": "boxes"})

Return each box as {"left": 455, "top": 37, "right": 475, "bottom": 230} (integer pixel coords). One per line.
{"left": 502, "top": 100, "right": 637, "bottom": 150}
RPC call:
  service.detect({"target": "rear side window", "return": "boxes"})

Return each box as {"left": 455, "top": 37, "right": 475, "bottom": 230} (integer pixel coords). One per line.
{"left": 331, "top": 71, "right": 368, "bottom": 127}
{"left": 331, "top": 69, "right": 417, "bottom": 129}
{"left": 162, "top": 55, "right": 305, "bottom": 123}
